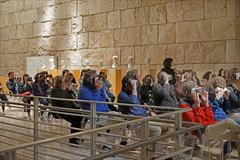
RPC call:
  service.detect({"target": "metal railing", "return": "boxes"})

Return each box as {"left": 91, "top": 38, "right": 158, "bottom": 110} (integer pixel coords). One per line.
{"left": 0, "top": 94, "right": 202, "bottom": 160}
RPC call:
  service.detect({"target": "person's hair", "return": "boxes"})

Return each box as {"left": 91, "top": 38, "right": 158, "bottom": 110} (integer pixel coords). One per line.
{"left": 143, "top": 74, "right": 154, "bottom": 85}
{"left": 183, "top": 80, "right": 197, "bottom": 96}
{"left": 202, "top": 71, "right": 214, "bottom": 80}
{"left": 218, "top": 69, "right": 225, "bottom": 77}
{"left": 82, "top": 70, "right": 97, "bottom": 87}
{"left": 41, "top": 71, "right": 48, "bottom": 76}
{"left": 126, "top": 70, "right": 138, "bottom": 80}
{"left": 8, "top": 72, "right": 14, "bottom": 77}
{"left": 157, "top": 71, "right": 168, "bottom": 84}
{"left": 209, "top": 76, "right": 226, "bottom": 89}
{"left": 53, "top": 76, "right": 63, "bottom": 89}
{"left": 22, "top": 74, "right": 29, "bottom": 83}
{"left": 62, "top": 69, "right": 69, "bottom": 76}
{"left": 225, "top": 68, "right": 238, "bottom": 85}
{"left": 34, "top": 73, "right": 42, "bottom": 81}
{"left": 121, "top": 75, "right": 131, "bottom": 91}
{"left": 163, "top": 58, "right": 173, "bottom": 68}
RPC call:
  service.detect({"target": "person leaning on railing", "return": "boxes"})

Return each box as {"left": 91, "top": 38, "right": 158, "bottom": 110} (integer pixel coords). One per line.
{"left": 179, "top": 80, "right": 240, "bottom": 158}
{"left": 0, "top": 82, "right": 8, "bottom": 113}
{"left": 117, "top": 75, "right": 161, "bottom": 159}
{"left": 50, "top": 76, "right": 83, "bottom": 145}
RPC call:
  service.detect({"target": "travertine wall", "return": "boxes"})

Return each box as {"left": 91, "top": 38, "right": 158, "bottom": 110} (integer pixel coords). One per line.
{"left": 0, "top": 0, "right": 239, "bottom": 78}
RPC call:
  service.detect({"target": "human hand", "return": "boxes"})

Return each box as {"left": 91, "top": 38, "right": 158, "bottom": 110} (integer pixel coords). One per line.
{"left": 130, "top": 80, "right": 137, "bottom": 89}
{"left": 199, "top": 90, "right": 209, "bottom": 106}
{"left": 192, "top": 91, "right": 201, "bottom": 108}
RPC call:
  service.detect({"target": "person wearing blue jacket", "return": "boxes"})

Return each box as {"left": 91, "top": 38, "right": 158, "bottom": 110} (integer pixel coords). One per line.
{"left": 78, "top": 70, "right": 109, "bottom": 112}
{"left": 208, "top": 76, "right": 240, "bottom": 122}
{"left": 118, "top": 76, "right": 161, "bottom": 158}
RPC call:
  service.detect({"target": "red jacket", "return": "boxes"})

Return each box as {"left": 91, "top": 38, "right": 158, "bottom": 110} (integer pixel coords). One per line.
{"left": 179, "top": 103, "right": 217, "bottom": 126}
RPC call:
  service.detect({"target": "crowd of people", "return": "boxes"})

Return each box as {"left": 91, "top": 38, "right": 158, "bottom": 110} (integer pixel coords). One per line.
{"left": 0, "top": 58, "right": 240, "bottom": 159}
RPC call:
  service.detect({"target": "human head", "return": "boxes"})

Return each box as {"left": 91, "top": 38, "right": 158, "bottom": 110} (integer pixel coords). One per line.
{"left": 8, "top": 72, "right": 15, "bottom": 80}
{"left": 183, "top": 80, "right": 197, "bottom": 100}
{"left": 64, "top": 78, "right": 72, "bottom": 91}
{"left": 22, "top": 74, "right": 30, "bottom": 83}
{"left": 99, "top": 72, "right": 107, "bottom": 81}
{"left": 34, "top": 73, "right": 44, "bottom": 82}
{"left": 163, "top": 58, "right": 173, "bottom": 68}
{"left": 53, "top": 76, "right": 65, "bottom": 89}
{"left": 143, "top": 74, "right": 154, "bottom": 86}
{"left": 208, "top": 76, "right": 227, "bottom": 100}
{"left": 82, "top": 70, "right": 100, "bottom": 89}
{"left": 62, "top": 69, "right": 69, "bottom": 77}
{"left": 126, "top": 70, "right": 139, "bottom": 80}
{"left": 157, "top": 71, "right": 168, "bottom": 85}
{"left": 218, "top": 69, "right": 225, "bottom": 77}
{"left": 121, "top": 76, "right": 132, "bottom": 94}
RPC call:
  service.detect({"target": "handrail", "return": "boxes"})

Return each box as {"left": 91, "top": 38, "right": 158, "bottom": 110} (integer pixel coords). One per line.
{"left": 0, "top": 108, "right": 188, "bottom": 153}
{"left": 2, "top": 93, "right": 182, "bottom": 110}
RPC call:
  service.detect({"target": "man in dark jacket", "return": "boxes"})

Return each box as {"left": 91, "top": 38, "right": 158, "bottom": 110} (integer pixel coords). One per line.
{"left": 152, "top": 71, "right": 178, "bottom": 113}
{"left": 161, "top": 58, "right": 176, "bottom": 85}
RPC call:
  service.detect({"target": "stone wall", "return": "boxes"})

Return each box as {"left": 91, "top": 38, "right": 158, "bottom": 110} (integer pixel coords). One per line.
{"left": 0, "top": 0, "right": 239, "bottom": 78}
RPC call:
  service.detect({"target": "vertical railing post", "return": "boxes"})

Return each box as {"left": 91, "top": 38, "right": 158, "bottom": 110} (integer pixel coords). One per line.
{"left": 5, "top": 151, "right": 16, "bottom": 160}
{"left": 90, "top": 102, "right": 97, "bottom": 156}
{"left": 141, "top": 120, "right": 149, "bottom": 160}
{"left": 33, "top": 97, "right": 39, "bottom": 160}
{"left": 175, "top": 113, "right": 183, "bottom": 160}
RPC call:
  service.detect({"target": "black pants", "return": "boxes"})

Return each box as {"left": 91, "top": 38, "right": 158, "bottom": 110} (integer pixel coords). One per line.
{"left": 0, "top": 94, "right": 8, "bottom": 112}
{"left": 61, "top": 114, "right": 83, "bottom": 134}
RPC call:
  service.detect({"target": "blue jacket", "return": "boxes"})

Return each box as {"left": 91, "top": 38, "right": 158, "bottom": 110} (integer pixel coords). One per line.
{"left": 209, "top": 97, "right": 228, "bottom": 121}
{"left": 78, "top": 85, "right": 109, "bottom": 112}
{"left": 118, "top": 91, "right": 148, "bottom": 117}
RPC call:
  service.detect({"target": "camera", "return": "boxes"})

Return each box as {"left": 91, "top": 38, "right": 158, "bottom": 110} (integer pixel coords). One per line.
{"left": 191, "top": 87, "right": 203, "bottom": 94}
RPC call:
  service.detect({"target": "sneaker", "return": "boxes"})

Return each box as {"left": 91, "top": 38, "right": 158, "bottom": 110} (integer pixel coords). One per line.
{"left": 100, "top": 144, "right": 112, "bottom": 151}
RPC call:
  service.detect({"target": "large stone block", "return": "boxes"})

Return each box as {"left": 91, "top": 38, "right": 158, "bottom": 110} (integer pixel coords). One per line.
{"left": 12, "top": 39, "right": 28, "bottom": 53}
{"left": 128, "top": 0, "right": 141, "bottom": 8}
{"left": 114, "top": 27, "right": 141, "bottom": 46}
{"left": 134, "top": 7, "right": 150, "bottom": 26}
{"left": 0, "top": 27, "right": 9, "bottom": 41}
{"left": 108, "top": 11, "right": 120, "bottom": 29}
{"left": 65, "top": 1, "right": 77, "bottom": 18}
{"left": 0, "top": 54, "right": 25, "bottom": 68}
{"left": 24, "top": 0, "right": 33, "bottom": 10}
{"left": 8, "top": 26, "right": 16, "bottom": 40}
{"left": 165, "top": 44, "right": 184, "bottom": 64}
{"left": 121, "top": 9, "right": 135, "bottom": 27}
{"left": 83, "top": 13, "right": 107, "bottom": 32}
{"left": 77, "top": 32, "right": 88, "bottom": 49}
{"left": 227, "top": 0, "right": 240, "bottom": 16}
{"left": 8, "top": 13, "right": 21, "bottom": 26}
{"left": 100, "top": 30, "right": 114, "bottom": 48}
{"left": 203, "top": 41, "right": 226, "bottom": 64}
{"left": 192, "top": 64, "right": 215, "bottom": 79}
{"left": 120, "top": 47, "right": 135, "bottom": 65}
{"left": 32, "top": 0, "right": 48, "bottom": 9}
{"left": 105, "top": 48, "right": 121, "bottom": 65}
{"left": 205, "top": 0, "right": 226, "bottom": 18}
{"left": 184, "top": 41, "right": 226, "bottom": 64}
{"left": 166, "top": 1, "right": 184, "bottom": 22}
{"left": 33, "top": 22, "right": 55, "bottom": 37}
{"left": 89, "top": 32, "right": 100, "bottom": 48}
{"left": 37, "top": 6, "right": 55, "bottom": 22}
{"left": 214, "top": 17, "right": 237, "bottom": 40}
{"left": 60, "top": 51, "right": 82, "bottom": 68}
{"left": 16, "top": 0, "right": 24, "bottom": 12}
{"left": 142, "top": 0, "right": 176, "bottom": 6}
{"left": 176, "top": 20, "right": 213, "bottom": 42}
{"left": 158, "top": 23, "right": 175, "bottom": 44}
{"left": 16, "top": 24, "right": 32, "bottom": 39}
{"left": 55, "top": 4, "right": 65, "bottom": 19}
{"left": 88, "top": 0, "right": 113, "bottom": 15}
{"left": 150, "top": 4, "right": 166, "bottom": 24}
{"left": 114, "top": 0, "right": 128, "bottom": 10}
{"left": 72, "top": 16, "right": 83, "bottom": 33}
{"left": 142, "top": 25, "right": 158, "bottom": 45}
{"left": 135, "top": 45, "right": 166, "bottom": 65}
{"left": 55, "top": 19, "right": 72, "bottom": 35}
{"left": 22, "top": 9, "right": 38, "bottom": 24}
{"left": 56, "top": 35, "right": 77, "bottom": 50}
{"left": 0, "top": 41, "right": 12, "bottom": 53}
{"left": 0, "top": 14, "right": 8, "bottom": 28}
{"left": 82, "top": 48, "right": 106, "bottom": 65}
{"left": 16, "top": 25, "right": 25, "bottom": 39}
{"left": 183, "top": 0, "right": 204, "bottom": 21}
{"left": 226, "top": 40, "right": 240, "bottom": 63}
{"left": 77, "top": 0, "right": 88, "bottom": 16}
